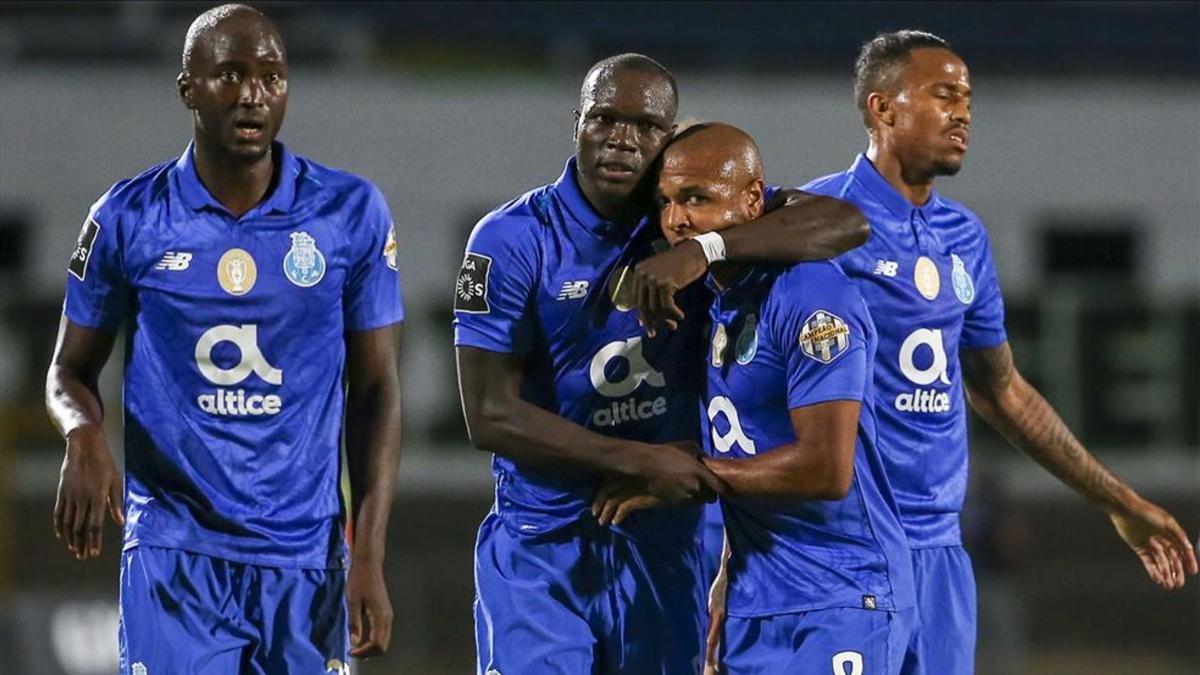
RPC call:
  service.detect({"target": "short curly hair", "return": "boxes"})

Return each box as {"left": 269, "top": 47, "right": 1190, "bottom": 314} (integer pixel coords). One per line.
{"left": 854, "top": 30, "right": 954, "bottom": 129}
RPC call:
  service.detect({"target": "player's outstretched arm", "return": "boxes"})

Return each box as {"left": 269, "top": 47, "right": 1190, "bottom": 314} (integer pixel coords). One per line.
{"left": 44, "top": 316, "right": 124, "bottom": 560}
{"left": 344, "top": 323, "right": 403, "bottom": 658}
{"left": 962, "top": 341, "right": 1198, "bottom": 590}
{"left": 630, "top": 192, "right": 869, "bottom": 334}
{"left": 457, "top": 346, "right": 723, "bottom": 504}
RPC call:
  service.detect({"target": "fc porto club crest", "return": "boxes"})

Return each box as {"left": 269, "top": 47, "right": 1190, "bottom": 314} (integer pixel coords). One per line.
{"left": 283, "top": 231, "right": 326, "bottom": 287}
{"left": 735, "top": 314, "right": 759, "bottom": 365}
{"left": 217, "top": 248, "right": 257, "bottom": 296}
{"left": 951, "top": 254, "right": 975, "bottom": 304}
{"left": 913, "top": 256, "right": 940, "bottom": 301}
{"left": 798, "top": 309, "right": 851, "bottom": 364}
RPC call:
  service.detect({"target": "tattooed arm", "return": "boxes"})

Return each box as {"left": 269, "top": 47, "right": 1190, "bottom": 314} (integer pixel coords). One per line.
{"left": 962, "top": 341, "right": 1197, "bottom": 590}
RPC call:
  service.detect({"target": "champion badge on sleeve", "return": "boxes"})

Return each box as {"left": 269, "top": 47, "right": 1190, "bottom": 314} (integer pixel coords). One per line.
{"left": 798, "top": 310, "right": 851, "bottom": 364}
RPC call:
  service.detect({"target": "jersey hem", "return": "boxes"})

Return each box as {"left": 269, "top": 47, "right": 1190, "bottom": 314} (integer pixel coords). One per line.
{"left": 124, "top": 536, "right": 344, "bottom": 571}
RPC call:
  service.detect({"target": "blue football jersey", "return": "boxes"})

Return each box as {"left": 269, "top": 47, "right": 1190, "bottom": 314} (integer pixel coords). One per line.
{"left": 64, "top": 143, "right": 405, "bottom": 568}
{"left": 799, "top": 154, "right": 1007, "bottom": 548}
{"left": 452, "top": 158, "right": 707, "bottom": 538}
{"left": 702, "top": 261, "right": 914, "bottom": 617}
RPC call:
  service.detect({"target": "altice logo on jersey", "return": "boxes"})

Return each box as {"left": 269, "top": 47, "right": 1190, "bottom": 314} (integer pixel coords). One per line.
{"left": 588, "top": 337, "right": 667, "bottom": 427}
{"left": 895, "top": 328, "right": 952, "bottom": 413}
{"left": 194, "top": 324, "right": 283, "bottom": 416}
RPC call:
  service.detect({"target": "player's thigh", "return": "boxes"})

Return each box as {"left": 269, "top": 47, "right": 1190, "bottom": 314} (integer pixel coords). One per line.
{"left": 608, "top": 531, "right": 706, "bottom": 674}
{"left": 248, "top": 564, "right": 349, "bottom": 674}
{"left": 119, "top": 546, "right": 251, "bottom": 675}
{"left": 902, "top": 546, "right": 977, "bottom": 675}
{"left": 474, "top": 512, "right": 597, "bottom": 674}
{"left": 723, "top": 607, "right": 906, "bottom": 675}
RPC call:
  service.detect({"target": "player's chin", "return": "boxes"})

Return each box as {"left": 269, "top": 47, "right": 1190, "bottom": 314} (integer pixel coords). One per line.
{"left": 224, "top": 140, "right": 273, "bottom": 164}
{"left": 931, "top": 154, "right": 964, "bottom": 177}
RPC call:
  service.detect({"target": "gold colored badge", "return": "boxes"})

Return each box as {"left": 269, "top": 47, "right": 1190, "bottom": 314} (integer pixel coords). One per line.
{"left": 218, "top": 248, "right": 257, "bottom": 296}
{"left": 711, "top": 323, "right": 729, "bottom": 367}
{"left": 914, "top": 256, "right": 940, "bottom": 301}
{"left": 608, "top": 265, "right": 635, "bottom": 312}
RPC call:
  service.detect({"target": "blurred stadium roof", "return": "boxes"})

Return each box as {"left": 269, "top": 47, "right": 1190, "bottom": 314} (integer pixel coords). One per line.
{"left": 1, "top": 1, "right": 1197, "bottom": 77}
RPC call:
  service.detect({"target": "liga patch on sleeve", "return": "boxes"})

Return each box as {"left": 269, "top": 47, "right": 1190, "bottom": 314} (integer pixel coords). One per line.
{"left": 455, "top": 252, "right": 492, "bottom": 313}
{"left": 68, "top": 217, "right": 101, "bottom": 281}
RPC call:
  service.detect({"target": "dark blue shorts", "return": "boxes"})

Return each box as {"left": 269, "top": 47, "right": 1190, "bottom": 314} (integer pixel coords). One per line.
{"left": 119, "top": 546, "right": 348, "bottom": 675}
{"left": 901, "top": 545, "right": 977, "bottom": 675}
{"left": 473, "top": 510, "right": 705, "bottom": 674}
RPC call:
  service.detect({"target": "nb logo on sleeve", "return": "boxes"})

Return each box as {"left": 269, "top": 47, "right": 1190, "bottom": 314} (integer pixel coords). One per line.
{"left": 895, "top": 328, "right": 951, "bottom": 413}
{"left": 588, "top": 337, "right": 667, "bottom": 427}
{"left": 195, "top": 324, "right": 283, "bottom": 416}
{"left": 707, "top": 396, "right": 756, "bottom": 455}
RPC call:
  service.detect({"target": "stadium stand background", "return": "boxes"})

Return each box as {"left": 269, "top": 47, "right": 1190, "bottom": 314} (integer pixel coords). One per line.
{"left": 0, "top": 2, "right": 1196, "bottom": 673}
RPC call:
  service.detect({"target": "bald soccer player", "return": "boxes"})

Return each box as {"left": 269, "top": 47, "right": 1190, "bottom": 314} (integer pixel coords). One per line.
{"left": 45, "top": 5, "right": 403, "bottom": 673}
{"left": 595, "top": 123, "right": 915, "bottom": 674}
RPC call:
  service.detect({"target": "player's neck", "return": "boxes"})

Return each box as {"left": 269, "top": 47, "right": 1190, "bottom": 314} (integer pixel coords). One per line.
{"left": 192, "top": 142, "right": 277, "bottom": 218}
{"left": 866, "top": 141, "right": 934, "bottom": 207}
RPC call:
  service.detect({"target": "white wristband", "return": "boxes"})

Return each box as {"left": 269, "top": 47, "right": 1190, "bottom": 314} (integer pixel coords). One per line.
{"left": 693, "top": 231, "right": 727, "bottom": 265}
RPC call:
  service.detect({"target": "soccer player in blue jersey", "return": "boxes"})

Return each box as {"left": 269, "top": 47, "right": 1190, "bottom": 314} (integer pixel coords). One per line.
{"left": 454, "top": 54, "right": 869, "bottom": 673}
{"left": 645, "top": 30, "right": 1196, "bottom": 675}
{"left": 44, "top": 5, "right": 404, "bottom": 673}
{"left": 594, "top": 122, "right": 916, "bottom": 673}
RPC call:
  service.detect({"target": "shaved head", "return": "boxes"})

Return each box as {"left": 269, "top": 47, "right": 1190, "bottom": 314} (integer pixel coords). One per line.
{"left": 182, "top": 3, "right": 283, "bottom": 71}
{"left": 657, "top": 122, "right": 766, "bottom": 245}
{"left": 579, "top": 53, "right": 678, "bottom": 114}
{"left": 663, "top": 122, "right": 763, "bottom": 186}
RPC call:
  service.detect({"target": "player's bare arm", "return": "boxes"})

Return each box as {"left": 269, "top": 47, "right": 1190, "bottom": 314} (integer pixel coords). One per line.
{"left": 961, "top": 341, "right": 1198, "bottom": 590}
{"left": 630, "top": 191, "right": 869, "bottom": 334}
{"left": 457, "top": 346, "right": 723, "bottom": 504}
{"left": 45, "top": 316, "right": 125, "bottom": 560}
{"left": 344, "top": 324, "right": 403, "bottom": 657}
{"left": 593, "top": 400, "right": 860, "bottom": 525}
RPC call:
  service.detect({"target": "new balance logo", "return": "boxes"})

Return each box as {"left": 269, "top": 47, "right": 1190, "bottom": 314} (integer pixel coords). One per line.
{"left": 557, "top": 280, "right": 589, "bottom": 300}
{"left": 873, "top": 260, "right": 898, "bottom": 277}
{"left": 155, "top": 251, "right": 193, "bottom": 271}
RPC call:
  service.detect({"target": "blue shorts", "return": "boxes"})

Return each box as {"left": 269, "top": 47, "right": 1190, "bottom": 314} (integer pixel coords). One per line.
{"left": 119, "top": 546, "right": 348, "bottom": 675}
{"left": 901, "top": 545, "right": 977, "bottom": 675}
{"left": 722, "top": 606, "right": 915, "bottom": 674}
{"left": 474, "top": 510, "right": 705, "bottom": 674}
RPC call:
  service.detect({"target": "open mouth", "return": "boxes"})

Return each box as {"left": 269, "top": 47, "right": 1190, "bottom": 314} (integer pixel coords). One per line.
{"left": 234, "top": 119, "right": 266, "bottom": 140}
{"left": 597, "top": 160, "right": 637, "bottom": 180}
{"left": 947, "top": 129, "right": 969, "bottom": 151}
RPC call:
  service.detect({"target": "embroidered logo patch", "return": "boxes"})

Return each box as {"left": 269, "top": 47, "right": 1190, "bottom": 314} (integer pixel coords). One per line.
{"left": 798, "top": 310, "right": 851, "bottom": 364}
{"left": 455, "top": 252, "right": 491, "bottom": 313}
{"left": 68, "top": 218, "right": 101, "bottom": 281}
{"left": 283, "top": 231, "right": 326, "bottom": 287}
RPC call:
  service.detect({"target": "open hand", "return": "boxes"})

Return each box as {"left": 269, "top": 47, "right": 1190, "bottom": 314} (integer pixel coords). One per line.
{"left": 1109, "top": 496, "right": 1198, "bottom": 590}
